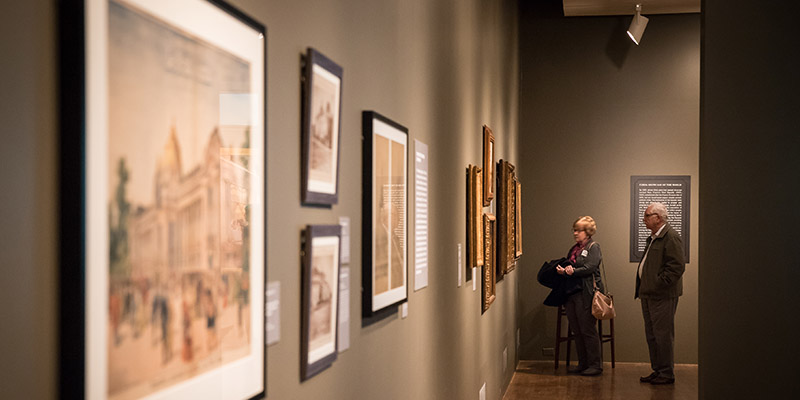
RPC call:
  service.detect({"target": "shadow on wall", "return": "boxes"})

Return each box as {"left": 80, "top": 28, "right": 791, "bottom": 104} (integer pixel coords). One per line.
{"left": 519, "top": 305, "right": 549, "bottom": 361}
{"left": 605, "top": 16, "right": 634, "bottom": 69}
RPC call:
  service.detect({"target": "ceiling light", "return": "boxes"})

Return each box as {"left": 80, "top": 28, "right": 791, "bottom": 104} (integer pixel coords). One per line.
{"left": 627, "top": 4, "right": 649, "bottom": 45}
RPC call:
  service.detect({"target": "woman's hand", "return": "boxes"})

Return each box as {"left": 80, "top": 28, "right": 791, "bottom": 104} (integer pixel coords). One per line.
{"left": 556, "top": 265, "right": 565, "bottom": 275}
{"left": 565, "top": 265, "right": 575, "bottom": 276}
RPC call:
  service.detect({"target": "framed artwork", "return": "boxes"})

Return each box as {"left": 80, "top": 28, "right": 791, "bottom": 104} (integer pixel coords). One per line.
{"left": 362, "top": 111, "right": 408, "bottom": 317}
{"left": 465, "top": 165, "right": 484, "bottom": 281}
{"left": 472, "top": 166, "right": 484, "bottom": 269}
{"left": 482, "top": 125, "right": 495, "bottom": 206}
{"left": 301, "top": 225, "right": 342, "bottom": 381}
{"left": 465, "top": 166, "right": 472, "bottom": 282}
{"left": 301, "top": 48, "right": 342, "bottom": 206}
{"left": 515, "top": 180, "right": 523, "bottom": 259}
{"left": 496, "top": 160, "right": 517, "bottom": 277}
{"left": 506, "top": 175, "right": 518, "bottom": 272}
{"left": 58, "top": 0, "right": 267, "bottom": 399}
{"left": 629, "top": 175, "right": 691, "bottom": 262}
{"left": 482, "top": 213, "right": 497, "bottom": 313}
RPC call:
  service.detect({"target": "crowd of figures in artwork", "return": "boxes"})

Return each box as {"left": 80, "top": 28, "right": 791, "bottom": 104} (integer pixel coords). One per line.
{"left": 107, "top": 128, "right": 255, "bottom": 398}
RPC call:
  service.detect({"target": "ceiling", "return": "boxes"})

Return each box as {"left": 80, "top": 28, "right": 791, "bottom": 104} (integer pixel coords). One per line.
{"left": 563, "top": 0, "right": 700, "bottom": 16}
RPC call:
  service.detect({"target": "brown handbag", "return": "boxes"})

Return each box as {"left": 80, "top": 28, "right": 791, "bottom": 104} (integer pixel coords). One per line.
{"left": 590, "top": 251, "right": 615, "bottom": 320}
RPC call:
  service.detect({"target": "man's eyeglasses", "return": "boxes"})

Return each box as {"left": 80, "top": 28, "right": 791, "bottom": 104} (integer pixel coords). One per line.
{"left": 644, "top": 212, "right": 657, "bottom": 218}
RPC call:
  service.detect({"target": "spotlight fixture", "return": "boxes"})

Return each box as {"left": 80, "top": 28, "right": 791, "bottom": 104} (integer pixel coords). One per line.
{"left": 627, "top": 4, "right": 649, "bottom": 45}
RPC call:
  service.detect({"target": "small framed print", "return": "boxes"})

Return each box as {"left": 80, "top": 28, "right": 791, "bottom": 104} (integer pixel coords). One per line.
{"left": 482, "top": 213, "right": 496, "bottom": 314}
{"left": 301, "top": 48, "right": 343, "bottom": 206}
{"left": 301, "top": 225, "right": 342, "bottom": 381}
{"left": 482, "top": 125, "right": 495, "bottom": 206}
{"left": 362, "top": 111, "right": 408, "bottom": 317}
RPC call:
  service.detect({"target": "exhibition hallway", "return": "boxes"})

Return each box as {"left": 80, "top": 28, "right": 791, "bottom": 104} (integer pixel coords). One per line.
{"left": 503, "top": 361, "right": 698, "bottom": 400}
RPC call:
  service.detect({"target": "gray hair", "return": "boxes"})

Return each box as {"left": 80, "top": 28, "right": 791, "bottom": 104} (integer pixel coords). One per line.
{"left": 649, "top": 202, "right": 669, "bottom": 220}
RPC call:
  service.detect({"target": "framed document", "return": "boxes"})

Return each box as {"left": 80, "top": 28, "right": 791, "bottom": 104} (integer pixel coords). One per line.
{"left": 301, "top": 225, "right": 342, "bottom": 381}
{"left": 301, "top": 48, "right": 342, "bottom": 206}
{"left": 362, "top": 111, "right": 408, "bottom": 317}
{"left": 630, "top": 175, "right": 691, "bottom": 261}
{"left": 58, "top": 0, "right": 266, "bottom": 398}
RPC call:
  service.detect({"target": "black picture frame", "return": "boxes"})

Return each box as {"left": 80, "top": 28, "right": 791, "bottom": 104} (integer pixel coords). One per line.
{"left": 301, "top": 47, "right": 343, "bottom": 206}
{"left": 59, "top": 1, "right": 267, "bottom": 399}
{"left": 300, "top": 225, "right": 342, "bottom": 381}
{"left": 362, "top": 111, "right": 409, "bottom": 318}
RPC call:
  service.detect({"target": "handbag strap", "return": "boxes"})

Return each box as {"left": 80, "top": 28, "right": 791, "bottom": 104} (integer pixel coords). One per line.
{"left": 587, "top": 241, "right": 610, "bottom": 294}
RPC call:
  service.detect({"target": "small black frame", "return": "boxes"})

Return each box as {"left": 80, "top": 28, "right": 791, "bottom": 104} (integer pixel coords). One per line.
{"left": 300, "top": 224, "right": 342, "bottom": 381}
{"left": 301, "top": 47, "right": 343, "bottom": 206}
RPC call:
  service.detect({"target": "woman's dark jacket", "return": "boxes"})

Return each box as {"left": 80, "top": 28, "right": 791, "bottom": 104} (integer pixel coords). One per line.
{"left": 566, "top": 239, "right": 605, "bottom": 305}
{"left": 537, "top": 257, "right": 582, "bottom": 306}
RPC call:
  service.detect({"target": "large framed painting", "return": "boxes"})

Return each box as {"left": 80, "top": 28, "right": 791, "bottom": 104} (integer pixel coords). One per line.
{"left": 482, "top": 125, "right": 495, "bottom": 207}
{"left": 58, "top": 0, "right": 267, "bottom": 399}
{"left": 301, "top": 225, "right": 342, "bottom": 381}
{"left": 301, "top": 48, "right": 342, "bottom": 206}
{"left": 515, "top": 180, "right": 523, "bottom": 259}
{"left": 496, "top": 160, "right": 516, "bottom": 278}
{"left": 482, "top": 213, "right": 496, "bottom": 314}
{"left": 362, "top": 111, "right": 408, "bottom": 317}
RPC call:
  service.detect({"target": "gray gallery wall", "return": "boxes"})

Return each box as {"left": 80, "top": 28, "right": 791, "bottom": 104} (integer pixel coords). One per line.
{"left": 0, "top": 1, "right": 58, "bottom": 400}
{"left": 260, "top": 0, "right": 520, "bottom": 398}
{"left": 5, "top": 0, "right": 800, "bottom": 399}
{"left": 699, "top": 0, "right": 800, "bottom": 398}
{"left": 517, "top": 1, "right": 700, "bottom": 364}
{"left": 0, "top": 0, "right": 520, "bottom": 399}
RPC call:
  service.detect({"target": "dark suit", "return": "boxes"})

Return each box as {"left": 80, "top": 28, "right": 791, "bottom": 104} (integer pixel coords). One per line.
{"left": 635, "top": 223, "right": 685, "bottom": 380}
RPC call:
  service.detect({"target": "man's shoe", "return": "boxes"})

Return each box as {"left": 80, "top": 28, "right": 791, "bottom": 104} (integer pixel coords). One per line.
{"left": 639, "top": 372, "right": 658, "bottom": 383}
{"left": 649, "top": 376, "right": 675, "bottom": 385}
{"left": 566, "top": 365, "right": 586, "bottom": 374}
{"left": 580, "top": 367, "right": 603, "bottom": 376}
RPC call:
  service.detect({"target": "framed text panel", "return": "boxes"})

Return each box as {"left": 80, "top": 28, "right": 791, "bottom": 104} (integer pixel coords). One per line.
{"left": 362, "top": 111, "right": 408, "bottom": 317}
{"left": 630, "top": 175, "right": 691, "bottom": 262}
